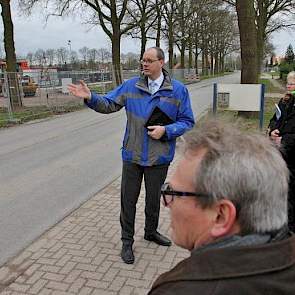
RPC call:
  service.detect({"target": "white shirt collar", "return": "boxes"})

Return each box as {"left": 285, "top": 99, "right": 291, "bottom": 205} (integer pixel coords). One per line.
{"left": 148, "top": 72, "right": 164, "bottom": 91}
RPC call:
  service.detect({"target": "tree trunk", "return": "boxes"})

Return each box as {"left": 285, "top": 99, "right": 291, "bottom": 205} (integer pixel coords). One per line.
{"left": 140, "top": 25, "right": 147, "bottom": 59}
{"left": 204, "top": 47, "right": 209, "bottom": 76}
{"left": 179, "top": 41, "right": 185, "bottom": 79}
{"left": 0, "top": 0, "right": 22, "bottom": 110}
{"left": 256, "top": 33, "right": 264, "bottom": 76}
{"left": 220, "top": 52, "right": 224, "bottom": 72}
{"left": 155, "top": 0, "right": 161, "bottom": 47}
{"left": 236, "top": 0, "right": 258, "bottom": 117}
{"left": 168, "top": 23, "right": 174, "bottom": 69}
{"left": 256, "top": 1, "right": 266, "bottom": 76}
{"left": 194, "top": 51, "right": 199, "bottom": 74}
{"left": 1, "top": 0, "right": 16, "bottom": 72}
{"left": 188, "top": 39, "right": 193, "bottom": 69}
{"left": 236, "top": 0, "right": 258, "bottom": 84}
{"left": 180, "top": 40, "right": 185, "bottom": 69}
{"left": 214, "top": 52, "right": 219, "bottom": 74}
{"left": 194, "top": 32, "right": 199, "bottom": 75}
{"left": 202, "top": 50, "right": 206, "bottom": 75}
{"left": 111, "top": 33, "right": 122, "bottom": 86}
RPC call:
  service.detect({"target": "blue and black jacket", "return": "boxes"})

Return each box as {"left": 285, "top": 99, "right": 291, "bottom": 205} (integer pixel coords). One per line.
{"left": 85, "top": 69, "right": 195, "bottom": 166}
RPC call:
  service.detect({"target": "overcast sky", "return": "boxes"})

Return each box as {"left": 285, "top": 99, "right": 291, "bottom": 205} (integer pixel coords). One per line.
{"left": 0, "top": 4, "right": 294, "bottom": 59}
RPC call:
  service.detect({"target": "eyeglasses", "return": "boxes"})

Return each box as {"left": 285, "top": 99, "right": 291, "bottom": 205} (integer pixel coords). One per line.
{"left": 161, "top": 182, "right": 211, "bottom": 207}
{"left": 140, "top": 59, "right": 160, "bottom": 65}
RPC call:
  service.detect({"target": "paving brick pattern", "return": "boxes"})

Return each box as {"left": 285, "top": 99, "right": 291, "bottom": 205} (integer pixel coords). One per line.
{"left": 0, "top": 153, "right": 188, "bottom": 295}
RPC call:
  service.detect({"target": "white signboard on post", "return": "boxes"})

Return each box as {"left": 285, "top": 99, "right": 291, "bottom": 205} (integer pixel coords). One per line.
{"left": 61, "top": 78, "right": 72, "bottom": 94}
{"left": 213, "top": 83, "right": 265, "bottom": 129}
{"left": 217, "top": 84, "right": 261, "bottom": 111}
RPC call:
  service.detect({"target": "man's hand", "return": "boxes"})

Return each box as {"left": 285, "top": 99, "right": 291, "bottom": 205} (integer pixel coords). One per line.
{"left": 147, "top": 126, "right": 166, "bottom": 140}
{"left": 68, "top": 80, "right": 91, "bottom": 100}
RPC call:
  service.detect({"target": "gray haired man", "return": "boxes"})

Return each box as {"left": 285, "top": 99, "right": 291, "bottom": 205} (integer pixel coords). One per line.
{"left": 149, "top": 120, "right": 295, "bottom": 295}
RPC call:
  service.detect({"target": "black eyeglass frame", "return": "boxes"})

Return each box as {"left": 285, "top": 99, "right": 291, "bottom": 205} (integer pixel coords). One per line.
{"left": 161, "top": 182, "right": 211, "bottom": 206}
{"left": 140, "top": 59, "right": 160, "bottom": 65}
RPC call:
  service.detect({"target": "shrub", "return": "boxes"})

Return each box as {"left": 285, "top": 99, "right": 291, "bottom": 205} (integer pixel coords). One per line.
{"left": 279, "top": 61, "right": 295, "bottom": 80}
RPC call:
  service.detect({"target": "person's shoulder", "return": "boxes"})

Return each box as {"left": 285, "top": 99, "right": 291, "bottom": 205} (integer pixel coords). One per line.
{"left": 171, "top": 79, "right": 189, "bottom": 97}
{"left": 171, "top": 78, "right": 186, "bottom": 89}
{"left": 113, "top": 76, "right": 140, "bottom": 92}
{"left": 124, "top": 76, "right": 140, "bottom": 86}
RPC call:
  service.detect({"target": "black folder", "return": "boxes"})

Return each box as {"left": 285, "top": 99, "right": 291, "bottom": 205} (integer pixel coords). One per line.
{"left": 144, "top": 106, "right": 175, "bottom": 127}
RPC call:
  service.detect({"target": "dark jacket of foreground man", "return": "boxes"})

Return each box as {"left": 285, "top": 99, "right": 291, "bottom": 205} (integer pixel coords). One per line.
{"left": 148, "top": 234, "right": 295, "bottom": 295}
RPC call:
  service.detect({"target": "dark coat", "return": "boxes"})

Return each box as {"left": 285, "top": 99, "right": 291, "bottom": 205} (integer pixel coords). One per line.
{"left": 148, "top": 235, "right": 295, "bottom": 295}
{"left": 269, "top": 95, "right": 295, "bottom": 174}
{"left": 269, "top": 96, "right": 295, "bottom": 228}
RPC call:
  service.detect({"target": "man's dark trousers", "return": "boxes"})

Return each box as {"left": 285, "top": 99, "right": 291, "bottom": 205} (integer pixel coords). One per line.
{"left": 120, "top": 161, "right": 169, "bottom": 245}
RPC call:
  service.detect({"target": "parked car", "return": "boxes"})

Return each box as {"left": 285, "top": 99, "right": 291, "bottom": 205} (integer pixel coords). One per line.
{"left": 21, "top": 75, "right": 38, "bottom": 97}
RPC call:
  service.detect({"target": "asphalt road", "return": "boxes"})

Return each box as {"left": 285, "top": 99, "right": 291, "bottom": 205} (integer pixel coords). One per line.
{"left": 0, "top": 72, "right": 240, "bottom": 266}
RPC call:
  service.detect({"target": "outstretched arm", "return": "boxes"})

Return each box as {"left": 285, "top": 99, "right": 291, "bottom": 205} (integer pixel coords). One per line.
{"left": 68, "top": 80, "right": 91, "bottom": 100}
{"left": 69, "top": 80, "right": 126, "bottom": 114}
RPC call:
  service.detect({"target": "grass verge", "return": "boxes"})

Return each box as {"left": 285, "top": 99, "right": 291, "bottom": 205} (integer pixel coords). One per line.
{"left": 200, "top": 72, "right": 232, "bottom": 81}
{"left": 0, "top": 104, "right": 85, "bottom": 128}
{"left": 88, "top": 83, "right": 114, "bottom": 94}
{"left": 259, "top": 78, "right": 283, "bottom": 93}
{"left": 208, "top": 96, "right": 279, "bottom": 133}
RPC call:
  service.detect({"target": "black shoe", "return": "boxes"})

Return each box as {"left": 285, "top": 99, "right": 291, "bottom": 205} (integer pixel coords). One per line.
{"left": 121, "top": 244, "right": 134, "bottom": 264}
{"left": 144, "top": 231, "right": 172, "bottom": 246}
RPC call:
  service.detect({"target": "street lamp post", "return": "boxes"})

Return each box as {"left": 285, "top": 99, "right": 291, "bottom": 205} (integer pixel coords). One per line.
{"left": 67, "top": 40, "right": 72, "bottom": 69}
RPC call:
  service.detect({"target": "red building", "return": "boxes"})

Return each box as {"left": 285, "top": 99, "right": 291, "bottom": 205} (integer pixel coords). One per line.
{"left": 17, "top": 59, "right": 29, "bottom": 70}
{"left": 0, "top": 59, "right": 30, "bottom": 72}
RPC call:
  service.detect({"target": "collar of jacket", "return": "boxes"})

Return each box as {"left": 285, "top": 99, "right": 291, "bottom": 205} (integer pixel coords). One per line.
{"left": 135, "top": 68, "right": 173, "bottom": 93}
{"left": 152, "top": 233, "right": 295, "bottom": 286}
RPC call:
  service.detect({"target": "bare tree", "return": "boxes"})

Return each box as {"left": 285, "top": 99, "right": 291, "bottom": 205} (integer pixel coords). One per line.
{"left": 236, "top": 0, "right": 258, "bottom": 83}
{"left": 121, "top": 52, "right": 140, "bottom": 69}
{"left": 173, "top": 0, "right": 192, "bottom": 69}
{"left": 206, "top": 6, "right": 237, "bottom": 74}
{"left": 0, "top": 0, "right": 16, "bottom": 72}
{"left": 0, "top": 38, "right": 4, "bottom": 58}
{"left": 26, "top": 52, "right": 34, "bottom": 65}
{"left": 255, "top": 0, "right": 295, "bottom": 74}
{"left": 264, "top": 39, "right": 275, "bottom": 59}
{"left": 197, "top": 0, "right": 215, "bottom": 76}
{"left": 79, "top": 46, "right": 89, "bottom": 68}
{"left": 225, "top": 0, "right": 295, "bottom": 76}
{"left": 98, "top": 47, "right": 111, "bottom": 63}
{"left": 45, "top": 49, "right": 56, "bottom": 66}
{"left": 20, "top": 0, "right": 138, "bottom": 84}
{"left": 69, "top": 50, "right": 79, "bottom": 66}
{"left": 56, "top": 47, "right": 68, "bottom": 66}
{"left": 0, "top": 0, "right": 22, "bottom": 109}
{"left": 154, "top": 0, "right": 163, "bottom": 47}
{"left": 88, "top": 48, "right": 98, "bottom": 69}
{"left": 34, "top": 48, "right": 46, "bottom": 66}
{"left": 84, "top": 0, "right": 138, "bottom": 84}
{"left": 125, "top": 0, "right": 158, "bottom": 59}
{"left": 188, "top": 2, "right": 203, "bottom": 74}
{"left": 161, "top": 0, "right": 178, "bottom": 68}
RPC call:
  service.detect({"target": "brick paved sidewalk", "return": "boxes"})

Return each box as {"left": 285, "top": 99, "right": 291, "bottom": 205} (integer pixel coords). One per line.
{"left": 0, "top": 154, "right": 188, "bottom": 295}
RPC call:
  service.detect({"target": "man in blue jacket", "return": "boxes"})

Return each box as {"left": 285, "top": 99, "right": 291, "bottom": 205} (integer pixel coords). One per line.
{"left": 68, "top": 47, "right": 195, "bottom": 264}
